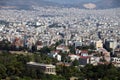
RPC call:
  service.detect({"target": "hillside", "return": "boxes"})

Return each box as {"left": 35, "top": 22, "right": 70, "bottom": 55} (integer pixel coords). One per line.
{"left": 0, "top": 0, "right": 120, "bottom": 10}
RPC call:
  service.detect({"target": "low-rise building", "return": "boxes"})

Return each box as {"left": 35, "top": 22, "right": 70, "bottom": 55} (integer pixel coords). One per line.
{"left": 56, "top": 45, "right": 69, "bottom": 52}
{"left": 48, "top": 51, "right": 61, "bottom": 61}
{"left": 79, "top": 56, "right": 90, "bottom": 67}
{"left": 111, "top": 57, "right": 120, "bottom": 67}
{"left": 68, "top": 54, "right": 80, "bottom": 61}
{"left": 80, "top": 50, "right": 88, "bottom": 57}
{"left": 90, "top": 57, "right": 100, "bottom": 66}
{"left": 96, "top": 40, "right": 103, "bottom": 49}
{"left": 27, "top": 62, "right": 56, "bottom": 75}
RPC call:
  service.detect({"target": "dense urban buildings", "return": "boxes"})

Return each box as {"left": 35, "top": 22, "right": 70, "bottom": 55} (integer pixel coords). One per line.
{"left": 0, "top": 6, "right": 120, "bottom": 65}
{"left": 0, "top": 2, "right": 120, "bottom": 80}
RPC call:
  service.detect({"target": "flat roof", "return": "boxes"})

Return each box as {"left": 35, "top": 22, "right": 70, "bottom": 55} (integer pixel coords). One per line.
{"left": 27, "top": 62, "right": 55, "bottom": 68}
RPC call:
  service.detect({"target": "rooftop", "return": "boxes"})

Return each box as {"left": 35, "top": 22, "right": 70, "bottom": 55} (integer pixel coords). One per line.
{"left": 27, "top": 61, "right": 55, "bottom": 68}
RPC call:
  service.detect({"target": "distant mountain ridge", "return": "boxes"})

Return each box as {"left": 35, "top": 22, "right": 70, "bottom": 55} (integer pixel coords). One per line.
{"left": 0, "top": 0, "right": 120, "bottom": 10}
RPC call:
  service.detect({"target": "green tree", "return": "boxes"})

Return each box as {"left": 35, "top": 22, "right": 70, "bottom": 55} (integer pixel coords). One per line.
{"left": 40, "top": 46, "right": 51, "bottom": 54}
{"left": 102, "top": 77, "right": 109, "bottom": 80}
{"left": 69, "top": 45, "right": 75, "bottom": 54}
{"left": 72, "top": 59, "right": 79, "bottom": 66}
{"left": 0, "top": 64, "right": 7, "bottom": 79}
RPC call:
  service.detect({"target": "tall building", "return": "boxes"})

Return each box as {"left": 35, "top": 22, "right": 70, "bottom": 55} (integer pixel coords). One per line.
{"left": 105, "top": 40, "right": 117, "bottom": 49}
{"left": 96, "top": 40, "right": 103, "bottom": 49}
{"left": 105, "top": 40, "right": 118, "bottom": 55}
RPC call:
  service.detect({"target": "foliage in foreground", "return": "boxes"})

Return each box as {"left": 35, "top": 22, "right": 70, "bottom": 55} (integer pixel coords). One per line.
{"left": 0, "top": 52, "right": 120, "bottom": 80}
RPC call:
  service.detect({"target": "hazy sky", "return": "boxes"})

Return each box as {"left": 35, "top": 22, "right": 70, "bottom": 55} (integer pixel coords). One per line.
{"left": 44, "top": 0, "right": 100, "bottom": 4}
{"left": 0, "top": 0, "right": 120, "bottom": 9}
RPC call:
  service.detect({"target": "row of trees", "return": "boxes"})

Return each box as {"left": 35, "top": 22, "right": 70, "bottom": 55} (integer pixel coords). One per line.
{"left": 0, "top": 39, "right": 63, "bottom": 52}
{"left": 56, "top": 64, "right": 120, "bottom": 80}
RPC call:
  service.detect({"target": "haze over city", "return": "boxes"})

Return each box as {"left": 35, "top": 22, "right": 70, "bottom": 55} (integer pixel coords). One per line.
{"left": 0, "top": 0, "right": 120, "bottom": 9}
